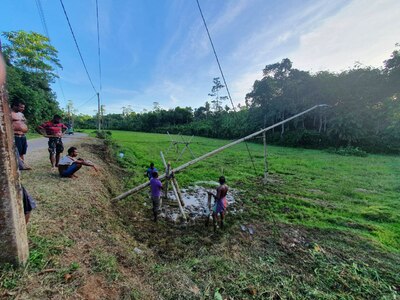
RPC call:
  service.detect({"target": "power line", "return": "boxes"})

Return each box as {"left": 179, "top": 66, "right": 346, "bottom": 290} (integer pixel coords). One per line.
{"left": 196, "top": 0, "right": 261, "bottom": 177}
{"left": 35, "top": 0, "right": 67, "bottom": 103}
{"left": 76, "top": 93, "right": 98, "bottom": 109}
{"left": 59, "top": 0, "right": 98, "bottom": 94}
{"left": 195, "top": 0, "right": 236, "bottom": 113}
{"left": 95, "top": 0, "right": 102, "bottom": 92}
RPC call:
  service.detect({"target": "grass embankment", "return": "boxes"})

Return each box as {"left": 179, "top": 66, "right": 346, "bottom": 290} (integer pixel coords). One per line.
{"left": 0, "top": 136, "right": 158, "bottom": 299}
{"left": 1, "top": 131, "right": 399, "bottom": 299}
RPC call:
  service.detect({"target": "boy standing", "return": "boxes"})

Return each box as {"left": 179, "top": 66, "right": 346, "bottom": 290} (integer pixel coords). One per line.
{"left": 150, "top": 171, "right": 163, "bottom": 221}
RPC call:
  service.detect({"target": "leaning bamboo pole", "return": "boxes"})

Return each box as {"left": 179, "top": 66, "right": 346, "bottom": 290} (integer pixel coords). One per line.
{"left": 160, "top": 151, "right": 187, "bottom": 219}
{"left": 112, "top": 104, "right": 327, "bottom": 201}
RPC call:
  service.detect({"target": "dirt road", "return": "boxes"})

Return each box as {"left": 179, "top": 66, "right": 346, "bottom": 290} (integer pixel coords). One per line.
{"left": 24, "top": 133, "right": 87, "bottom": 167}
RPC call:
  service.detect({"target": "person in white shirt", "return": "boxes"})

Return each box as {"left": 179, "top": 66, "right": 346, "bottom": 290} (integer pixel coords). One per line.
{"left": 58, "top": 147, "right": 97, "bottom": 178}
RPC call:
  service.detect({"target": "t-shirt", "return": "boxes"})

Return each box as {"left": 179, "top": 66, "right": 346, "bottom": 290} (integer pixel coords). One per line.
{"left": 58, "top": 155, "right": 75, "bottom": 166}
{"left": 146, "top": 167, "right": 158, "bottom": 179}
{"left": 38, "top": 121, "right": 67, "bottom": 136}
{"left": 150, "top": 178, "right": 162, "bottom": 197}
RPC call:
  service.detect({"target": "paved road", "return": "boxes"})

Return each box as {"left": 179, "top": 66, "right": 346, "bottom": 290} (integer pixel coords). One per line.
{"left": 27, "top": 132, "right": 88, "bottom": 152}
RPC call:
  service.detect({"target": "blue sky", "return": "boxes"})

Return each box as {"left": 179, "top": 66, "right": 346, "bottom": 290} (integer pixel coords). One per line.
{"left": 2, "top": 0, "right": 399, "bottom": 115}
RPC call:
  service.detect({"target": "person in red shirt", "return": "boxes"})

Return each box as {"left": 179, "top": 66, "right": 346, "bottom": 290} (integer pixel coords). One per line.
{"left": 37, "top": 115, "right": 68, "bottom": 168}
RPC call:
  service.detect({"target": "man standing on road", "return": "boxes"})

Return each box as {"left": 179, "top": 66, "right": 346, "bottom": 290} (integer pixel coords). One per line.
{"left": 11, "top": 100, "right": 30, "bottom": 168}
{"left": 37, "top": 114, "right": 68, "bottom": 168}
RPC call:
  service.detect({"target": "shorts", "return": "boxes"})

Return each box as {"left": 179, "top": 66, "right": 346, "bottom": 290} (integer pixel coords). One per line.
{"left": 15, "top": 135, "right": 27, "bottom": 156}
{"left": 22, "top": 186, "right": 36, "bottom": 214}
{"left": 151, "top": 196, "right": 161, "bottom": 213}
{"left": 213, "top": 197, "right": 227, "bottom": 214}
{"left": 48, "top": 137, "right": 64, "bottom": 154}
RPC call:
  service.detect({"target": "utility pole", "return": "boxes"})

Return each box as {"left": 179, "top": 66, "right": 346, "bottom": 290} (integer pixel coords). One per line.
{"left": 97, "top": 92, "right": 101, "bottom": 131}
{"left": 0, "top": 52, "right": 29, "bottom": 265}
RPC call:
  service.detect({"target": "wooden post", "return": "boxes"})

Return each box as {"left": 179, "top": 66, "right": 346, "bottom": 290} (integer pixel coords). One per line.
{"left": 112, "top": 104, "right": 328, "bottom": 201}
{"left": 0, "top": 53, "right": 29, "bottom": 265}
{"left": 263, "top": 131, "right": 268, "bottom": 184}
{"left": 164, "top": 163, "right": 170, "bottom": 202}
{"left": 160, "top": 152, "right": 187, "bottom": 220}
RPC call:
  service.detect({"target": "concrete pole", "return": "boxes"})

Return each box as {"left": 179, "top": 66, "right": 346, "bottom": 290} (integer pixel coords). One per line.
{"left": 0, "top": 53, "right": 29, "bottom": 265}
{"left": 97, "top": 92, "right": 101, "bottom": 131}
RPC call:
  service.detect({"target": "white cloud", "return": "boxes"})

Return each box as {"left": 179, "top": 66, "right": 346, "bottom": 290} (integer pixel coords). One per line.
{"left": 290, "top": 0, "right": 400, "bottom": 72}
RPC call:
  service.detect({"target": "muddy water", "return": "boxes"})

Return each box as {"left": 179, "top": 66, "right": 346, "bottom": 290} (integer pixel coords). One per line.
{"left": 158, "top": 183, "right": 238, "bottom": 222}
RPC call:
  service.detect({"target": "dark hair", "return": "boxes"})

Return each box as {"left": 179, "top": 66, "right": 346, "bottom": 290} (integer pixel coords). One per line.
{"left": 68, "top": 147, "right": 77, "bottom": 155}
{"left": 219, "top": 176, "right": 226, "bottom": 184}
{"left": 12, "top": 100, "right": 25, "bottom": 107}
{"left": 152, "top": 171, "right": 158, "bottom": 178}
{"left": 53, "top": 114, "right": 62, "bottom": 120}
{"left": 150, "top": 162, "right": 154, "bottom": 167}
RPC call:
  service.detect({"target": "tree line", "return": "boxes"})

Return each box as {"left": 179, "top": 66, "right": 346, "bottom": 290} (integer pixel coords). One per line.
{"left": 76, "top": 48, "right": 400, "bottom": 153}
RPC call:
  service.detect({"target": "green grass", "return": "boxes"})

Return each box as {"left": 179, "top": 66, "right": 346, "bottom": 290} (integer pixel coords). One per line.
{"left": 26, "top": 132, "right": 42, "bottom": 139}
{"left": 92, "top": 130, "right": 400, "bottom": 251}
{"left": 87, "top": 130, "right": 399, "bottom": 299}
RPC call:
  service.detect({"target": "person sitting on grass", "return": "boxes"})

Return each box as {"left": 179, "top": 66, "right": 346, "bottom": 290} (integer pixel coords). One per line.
{"left": 207, "top": 176, "right": 229, "bottom": 232}
{"left": 150, "top": 171, "right": 163, "bottom": 222}
{"left": 58, "top": 147, "right": 97, "bottom": 178}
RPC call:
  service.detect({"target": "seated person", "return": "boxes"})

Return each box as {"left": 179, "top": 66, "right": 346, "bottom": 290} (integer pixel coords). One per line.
{"left": 58, "top": 147, "right": 97, "bottom": 178}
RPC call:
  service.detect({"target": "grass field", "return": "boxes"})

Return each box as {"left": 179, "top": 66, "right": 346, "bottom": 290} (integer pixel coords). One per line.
{"left": 96, "top": 130, "right": 400, "bottom": 299}
{"left": 1, "top": 130, "right": 398, "bottom": 299}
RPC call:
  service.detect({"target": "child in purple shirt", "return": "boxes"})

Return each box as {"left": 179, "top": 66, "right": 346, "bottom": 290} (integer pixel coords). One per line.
{"left": 150, "top": 171, "right": 163, "bottom": 221}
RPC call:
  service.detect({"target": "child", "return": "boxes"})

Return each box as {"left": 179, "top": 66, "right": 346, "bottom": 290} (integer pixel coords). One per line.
{"left": 207, "top": 176, "right": 228, "bottom": 231}
{"left": 145, "top": 162, "right": 158, "bottom": 180}
{"left": 149, "top": 171, "right": 163, "bottom": 221}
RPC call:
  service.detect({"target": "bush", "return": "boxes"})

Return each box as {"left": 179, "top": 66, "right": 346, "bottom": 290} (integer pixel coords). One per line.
{"left": 94, "top": 130, "right": 112, "bottom": 140}
{"left": 326, "top": 146, "right": 368, "bottom": 157}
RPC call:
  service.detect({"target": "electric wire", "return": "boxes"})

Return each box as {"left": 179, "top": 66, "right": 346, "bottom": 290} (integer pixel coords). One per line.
{"left": 59, "top": 0, "right": 98, "bottom": 94}
{"left": 35, "top": 0, "right": 67, "bottom": 103}
{"left": 76, "top": 93, "right": 98, "bottom": 109}
{"left": 196, "top": 0, "right": 259, "bottom": 177}
{"left": 195, "top": 0, "right": 236, "bottom": 113}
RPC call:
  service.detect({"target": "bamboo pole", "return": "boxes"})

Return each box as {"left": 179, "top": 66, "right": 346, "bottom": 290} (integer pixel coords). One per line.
{"left": 160, "top": 152, "right": 187, "bottom": 219}
{"left": 171, "top": 176, "right": 185, "bottom": 207}
{"left": 112, "top": 104, "right": 328, "bottom": 201}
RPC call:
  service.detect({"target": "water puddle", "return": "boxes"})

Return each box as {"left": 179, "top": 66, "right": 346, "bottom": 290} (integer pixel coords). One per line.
{"left": 158, "top": 184, "right": 240, "bottom": 223}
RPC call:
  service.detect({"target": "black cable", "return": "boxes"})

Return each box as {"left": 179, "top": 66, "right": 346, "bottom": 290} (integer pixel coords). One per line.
{"left": 244, "top": 140, "right": 258, "bottom": 177}
{"left": 95, "top": 0, "right": 102, "bottom": 92}
{"left": 196, "top": 0, "right": 264, "bottom": 177}
{"left": 35, "top": 0, "right": 67, "bottom": 103}
{"left": 76, "top": 93, "right": 98, "bottom": 109}
{"left": 59, "top": 0, "right": 98, "bottom": 94}
{"left": 195, "top": 0, "right": 236, "bottom": 113}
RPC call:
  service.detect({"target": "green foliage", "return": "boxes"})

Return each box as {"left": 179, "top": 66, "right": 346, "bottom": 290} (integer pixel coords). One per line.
{"left": 2, "top": 30, "right": 62, "bottom": 127}
{"left": 2, "top": 30, "right": 61, "bottom": 79}
{"left": 326, "top": 146, "right": 368, "bottom": 157}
